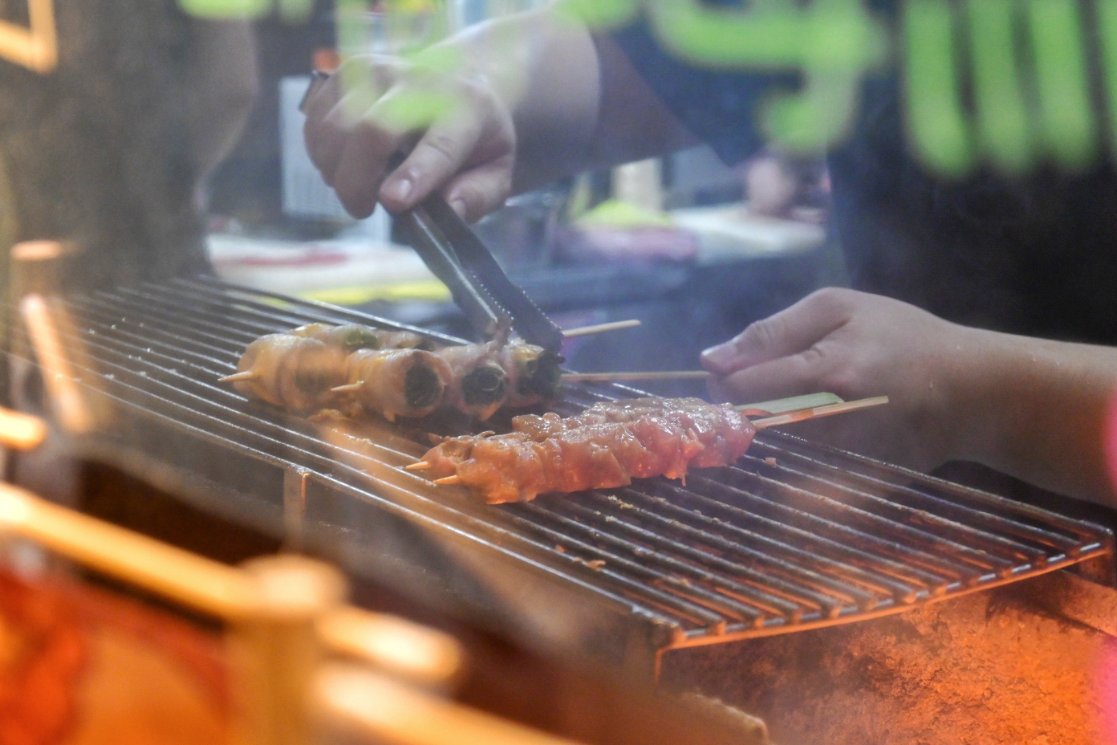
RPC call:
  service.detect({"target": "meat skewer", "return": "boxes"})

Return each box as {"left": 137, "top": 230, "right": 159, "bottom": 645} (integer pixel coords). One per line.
{"left": 411, "top": 395, "right": 891, "bottom": 504}
{"left": 219, "top": 333, "right": 348, "bottom": 414}
{"left": 432, "top": 342, "right": 510, "bottom": 421}
{"left": 498, "top": 344, "right": 563, "bottom": 408}
{"left": 222, "top": 322, "right": 564, "bottom": 421}
{"left": 290, "top": 322, "right": 431, "bottom": 352}
{"left": 413, "top": 397, "right": 757, "bottom": 504}
{"left": 331, "top": 348, "right": 454, "bottom": 422}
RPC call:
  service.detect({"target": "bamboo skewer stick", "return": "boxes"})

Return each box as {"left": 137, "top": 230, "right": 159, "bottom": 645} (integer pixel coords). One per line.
{"left": 560, "top": 319, "right": 640, "bottom": 338}
{"left": 220, "top": 370, "right": 258, "bottom": 383}
{"left": 750, "top": 395, "right": 890, "bottom": 430}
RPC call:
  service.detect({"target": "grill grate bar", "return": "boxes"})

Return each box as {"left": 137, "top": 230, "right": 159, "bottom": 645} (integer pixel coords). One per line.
{"left": 519, "top": 499, "right": 831, "bottom": 621}
{"left": 602, "top": 477, "right": 952, "bottom": 598}
{"left": 714, "top": 461, "right": 1029, "bottom": 579}
{"left": 19, "top": 278, "right": 1112, "bottom": 653}
{"left": 665, "top": 473, "right": 982, "bottom": 588}
{"left": 565, "top": 490, "right": 918, "bottom": 608}
{"left": 748, "top": 438, "right": 1089, "bottom": 558}
{"left": 523, "top": 496, "right": 880, "bottom": 618}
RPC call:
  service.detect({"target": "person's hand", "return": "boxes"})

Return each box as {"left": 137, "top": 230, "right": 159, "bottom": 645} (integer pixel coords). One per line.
{"left": 302, "top": 53, "right": 516, "bottom": 221}
{"left": 701, "top": 287, "right": 971, "bottom": 471}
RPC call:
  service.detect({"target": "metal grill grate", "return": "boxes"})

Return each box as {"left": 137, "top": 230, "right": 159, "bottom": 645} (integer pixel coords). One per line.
{"left": 13, "top": 276, "right": 1114, "bottom": 671}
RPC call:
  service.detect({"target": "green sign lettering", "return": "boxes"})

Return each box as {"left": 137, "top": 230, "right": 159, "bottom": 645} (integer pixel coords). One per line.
{"left": 180, "top": 0, "right": 1116, "bottom": 179}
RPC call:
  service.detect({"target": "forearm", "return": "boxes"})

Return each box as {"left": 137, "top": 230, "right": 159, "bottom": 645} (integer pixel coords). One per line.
{"left": 950, "top": 327, "right": 1117, "bottom": 508}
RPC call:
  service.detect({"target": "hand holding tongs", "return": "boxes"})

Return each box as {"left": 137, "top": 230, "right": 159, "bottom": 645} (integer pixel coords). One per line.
{"left": 300, "top": 72, "right": 565, "bottom": 353}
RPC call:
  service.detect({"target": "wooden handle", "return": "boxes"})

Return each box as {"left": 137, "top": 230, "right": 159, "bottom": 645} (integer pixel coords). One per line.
{"left": 0, "top": 483, "right": 256, "bottom": 617}
{"left": 0, "top": 406, "right": 47, "bottom": 450}
{"left": 311, "top": 664, "right": 583, "bottom": 745}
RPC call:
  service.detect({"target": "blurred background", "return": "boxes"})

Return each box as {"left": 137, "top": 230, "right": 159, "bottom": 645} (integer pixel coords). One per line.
{"left": 204, "top": 0, "right": 835, "bottom": 396}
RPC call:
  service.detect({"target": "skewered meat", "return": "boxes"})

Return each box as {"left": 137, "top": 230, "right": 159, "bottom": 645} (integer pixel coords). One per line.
{"left": 337, "top": 348, "right": 453, "bottom": 422}
{"left": 433, "top": 342, "right": 510, "bottom": 421}
{"left": 229, "top": 333, "right": 347, "bottom": 413}
{"left": 224, "top": 323, "right": 563, "bottom": 421}
{"left": 499, "top": 344, "right": 564, "bottom": 408}
{"left": 418, "top": 397, "right": 756, "bottom": 503}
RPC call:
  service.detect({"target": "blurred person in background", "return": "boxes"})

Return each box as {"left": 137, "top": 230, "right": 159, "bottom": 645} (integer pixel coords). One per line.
{"left": 302, "top": 0, "right": 1117, "bottom": 512}
{"left": 0, "top": 0, "right": 257, "bottom": 295}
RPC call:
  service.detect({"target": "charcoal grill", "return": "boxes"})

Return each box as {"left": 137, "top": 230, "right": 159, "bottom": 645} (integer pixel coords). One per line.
{"left": 6, "top": 275, "right": 1114, "bottom": 676}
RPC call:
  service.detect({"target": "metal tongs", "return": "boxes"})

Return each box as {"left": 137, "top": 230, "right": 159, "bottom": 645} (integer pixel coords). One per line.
{"left": 300, "top": 72, "right": 565, "bottom": 353}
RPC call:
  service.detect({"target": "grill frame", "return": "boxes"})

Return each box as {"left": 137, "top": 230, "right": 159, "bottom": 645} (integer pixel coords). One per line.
{"left": 11, "top": 276, "right": 1115, "bottom": 674}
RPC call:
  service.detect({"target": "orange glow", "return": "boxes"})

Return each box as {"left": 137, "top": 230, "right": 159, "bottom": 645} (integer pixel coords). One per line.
{"left": 1093, "top": 641, "right": 1117, "bottom": 743}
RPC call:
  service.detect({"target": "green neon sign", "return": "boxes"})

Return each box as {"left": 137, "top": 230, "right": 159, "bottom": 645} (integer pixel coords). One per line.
{"left": 180, "top": 0, "right": 1117, "bottom": 178}
{"left": 179, "top": 0, "right": 313, "bottom": 22}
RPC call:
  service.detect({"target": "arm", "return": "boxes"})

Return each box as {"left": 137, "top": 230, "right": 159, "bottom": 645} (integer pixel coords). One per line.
{"left": 701, "top": 287, "right": 1117, "bottom": 508}
{"left": 950, "top": 326, "right": 1117, "bottom": 507}
{"left": 302, "top": 4, "right": 695, "bottom": 221}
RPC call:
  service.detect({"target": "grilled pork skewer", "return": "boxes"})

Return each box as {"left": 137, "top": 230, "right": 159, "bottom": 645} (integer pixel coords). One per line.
{"left": 414, "top": 395, "right": 892, "bottom": 503}
{"left": 413, "top": 397, "right": 757, "bottom": 504}
{"left": 332, "top": 348, "right": 453, "bottom": 422}
{"left": 498, "top": 344, "right": 564, "bottom": 408}
{"left": 294, "top": 322, "right": 565, "bottom": 411}
{"left": 221, "top": 333, "right": 348, "bottom": 414}
{"left": 432, "top": 342, "right": 509, "bottom": 421}
{"left": 223, "top": 323, "right": 565, "bottom": 421}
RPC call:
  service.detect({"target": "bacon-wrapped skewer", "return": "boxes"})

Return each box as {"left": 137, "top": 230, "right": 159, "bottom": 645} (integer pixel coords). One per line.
{"left": 414, "top": 397, "right": 757, "bottom": 504}
{"left": 331, "top": 347, "right": 453, "bottom": 422}
{"left": 498, "top": 344, "right": 564, "bottom": 408}
{"left": 432, "top": 342, "right": 510, "bottom": 421}
{"left": 223, "top": 322, "right": 564, "bottom": 421}
{"left": 220, "top": 333, "right": 348, "bottom": 414}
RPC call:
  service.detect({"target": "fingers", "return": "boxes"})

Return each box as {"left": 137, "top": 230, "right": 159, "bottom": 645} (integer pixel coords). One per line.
{"left": 377, "top": 114, "right": 484, "bottom": 213}
{"left": 439, "top": 155, "right": 515, "bottom": 221}
{"left": 305, "top": 71, "right": 413, "bottom": 218}
{"left": 302, "top": 56, "right": 515, "bottom": 221}
{"left": 707, "top": 349, "right": 832, "bottom": 404}
{"left": 328, "top": 114, "right": 402, "bottom": 219}
{"left": 701, "top": 289, "right": 852, "bottom": 376}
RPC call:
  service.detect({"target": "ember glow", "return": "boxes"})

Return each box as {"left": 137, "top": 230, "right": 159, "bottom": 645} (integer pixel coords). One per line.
{"left": 1092, "top": 640, "right": 1117, "bottom": 743}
